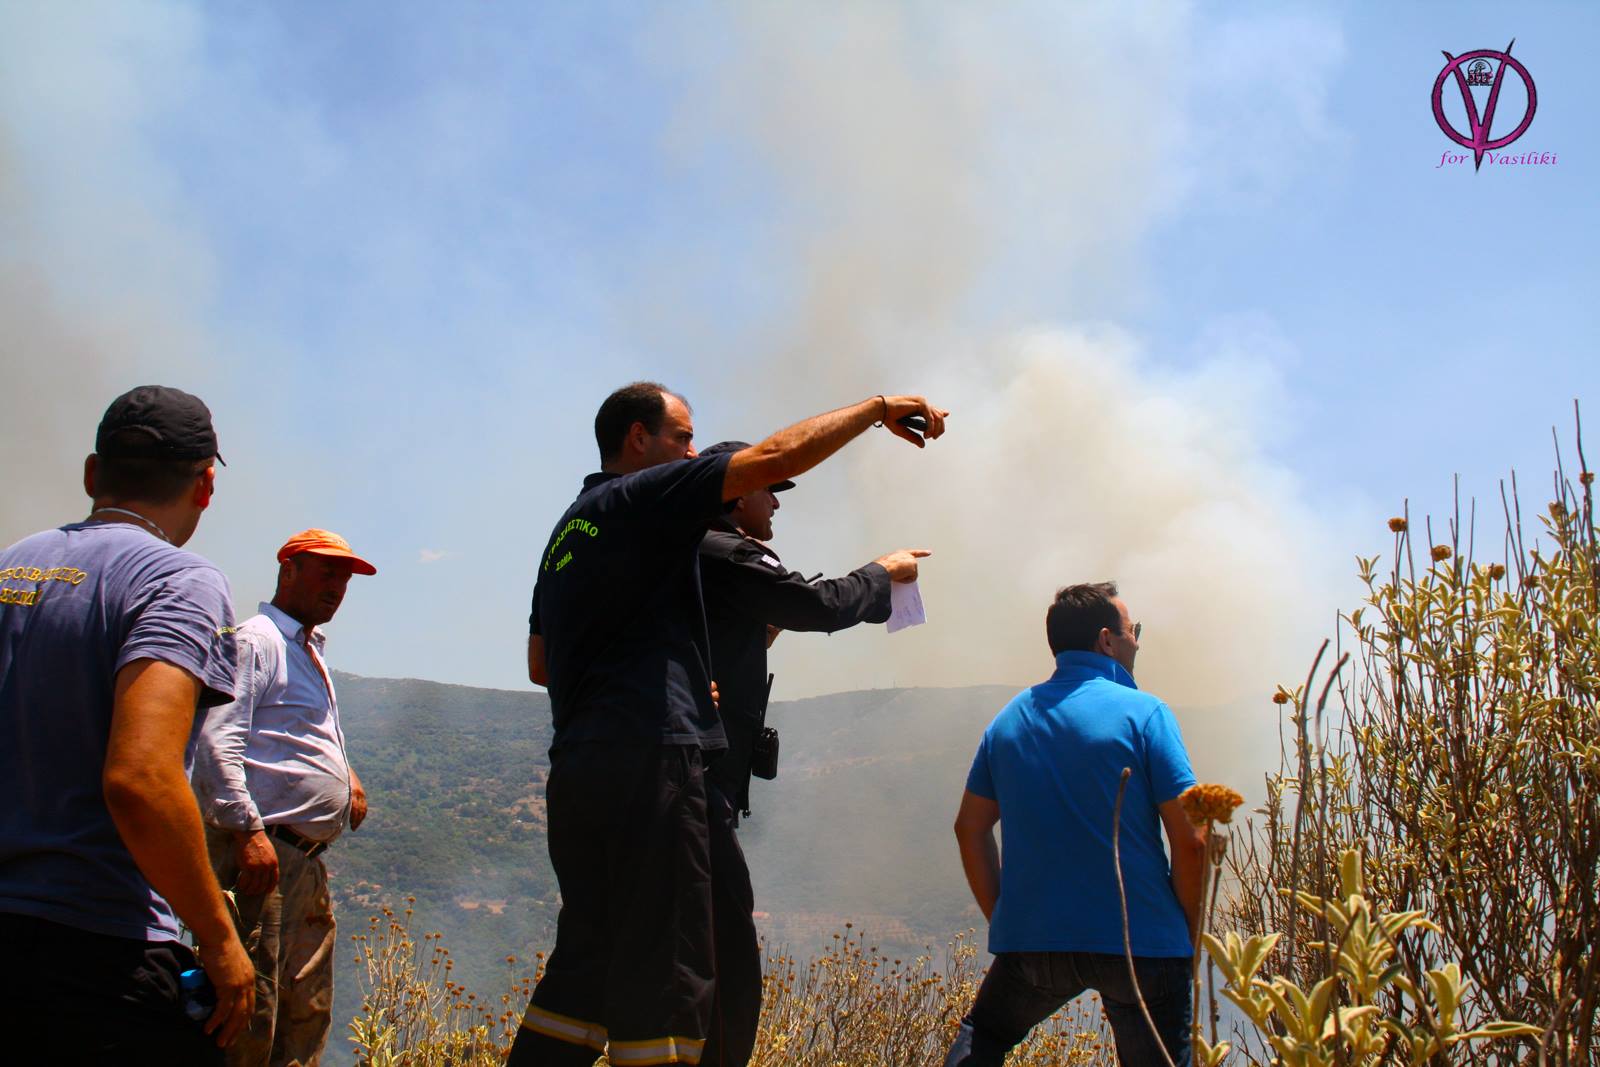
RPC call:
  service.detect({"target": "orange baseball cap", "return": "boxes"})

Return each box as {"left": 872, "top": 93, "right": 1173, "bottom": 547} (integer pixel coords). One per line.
{"left": 276, "top": 529, "right": 377, "bottom": 575}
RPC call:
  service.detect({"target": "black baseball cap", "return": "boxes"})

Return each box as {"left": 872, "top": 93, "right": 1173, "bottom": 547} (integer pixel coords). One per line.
{"left": 699, "top": 440, "right": 794, "bottom": 492}
{"left": 96, "top": 385, "right": 225, "bottom": 465}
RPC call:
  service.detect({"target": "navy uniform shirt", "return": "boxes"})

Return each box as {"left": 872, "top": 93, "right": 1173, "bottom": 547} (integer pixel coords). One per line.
{"left": 699, "top": 520, "right": 892, "bottom": 812}
{"left": 530, "top": 452, "right": 733, "bottom": 751}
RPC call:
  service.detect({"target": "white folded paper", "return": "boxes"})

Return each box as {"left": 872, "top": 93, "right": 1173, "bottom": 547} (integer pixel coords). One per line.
{"left": 887, "top": 579, "right": 927, "bottom": 634}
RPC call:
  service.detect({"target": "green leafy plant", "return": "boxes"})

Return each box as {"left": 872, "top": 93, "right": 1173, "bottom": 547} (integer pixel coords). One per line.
{"left": 1200, "top": 849, "right": 1537, "bottom": 1066}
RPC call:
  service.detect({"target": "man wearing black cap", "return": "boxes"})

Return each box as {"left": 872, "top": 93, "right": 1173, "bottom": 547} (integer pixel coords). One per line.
{"left": 514, "top": 384, "right": 947, "bottom": 1067}
{"left": 694, "top": 440, "right": 929, "bottom": 1067}
{"left": 0, "top": 386, "right": 256, "bottom": 1062}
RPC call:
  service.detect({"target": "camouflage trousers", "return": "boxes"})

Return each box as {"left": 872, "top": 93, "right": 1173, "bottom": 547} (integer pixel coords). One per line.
{"left": 206, "top": 824, "right": 338, "bottom": 1067}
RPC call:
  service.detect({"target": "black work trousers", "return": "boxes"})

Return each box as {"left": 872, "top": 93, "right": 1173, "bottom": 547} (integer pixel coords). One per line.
{"left": 511, "top": 742, "right": 722, "bottom": 1067}
{"left": 0, "top": 912, "right": 222, "bottom": 1066}
{"left": 702, "top": 784, "right": 761, "bottom": 1067}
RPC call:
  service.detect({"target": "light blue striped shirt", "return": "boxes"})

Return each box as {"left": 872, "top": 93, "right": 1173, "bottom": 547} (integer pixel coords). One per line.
{"left": 188, "top": 602, "right": 353, "bottom": 842}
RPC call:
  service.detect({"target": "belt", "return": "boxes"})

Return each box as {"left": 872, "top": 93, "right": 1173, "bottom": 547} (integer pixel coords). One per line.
{"left": 266, "top": 824, "right": 332, "bottom": 860}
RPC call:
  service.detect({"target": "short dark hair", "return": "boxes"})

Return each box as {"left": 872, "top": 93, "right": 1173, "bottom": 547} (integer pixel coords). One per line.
{"left": 92, "top": 430, "right": 212, "bottom": 504}
{"left": 594, "top": 381, "right": 684, "bottom": 462}
{"left": 1045, "top": 581, "right": 1121, "bottom": 654}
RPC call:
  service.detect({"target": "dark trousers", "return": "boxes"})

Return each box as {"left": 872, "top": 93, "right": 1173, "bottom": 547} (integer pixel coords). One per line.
{"left": 510, "top": 743, "right": 718, "bottom": 1067}
{"left": 943, "top": 951, "right": 1192, "bottom": 1067}
{"left": 0, "top": 911, "right": 222, "bottom": 1066}
{"left": 701, "top": 785, "right": 761, "bottom": 1067}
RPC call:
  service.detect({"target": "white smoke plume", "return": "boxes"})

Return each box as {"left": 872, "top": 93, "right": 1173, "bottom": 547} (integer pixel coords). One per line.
{"left": 2, "top": 3, "right": 1358, "bottom": 788}
{"left": 0, "top": 4, "right": 217, "bottom": 531}
{"left": 662, "top": 3, "right": 1354, "bottom": 782}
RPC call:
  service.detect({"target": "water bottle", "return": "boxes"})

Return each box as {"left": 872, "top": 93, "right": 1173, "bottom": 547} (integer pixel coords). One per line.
{"left": 179, "top": 967, "right": 216, "bottom": 1022}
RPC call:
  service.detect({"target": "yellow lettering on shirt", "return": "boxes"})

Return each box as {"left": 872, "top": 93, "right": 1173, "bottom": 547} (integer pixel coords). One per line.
{"left": 542, "top": 519, "right": 601, "bottom": 572}
{"left": 0, "top": 565, "right": 88, "bottom": 586}
{"left": 0, "top": 564, "right": 91, "bottom": 609}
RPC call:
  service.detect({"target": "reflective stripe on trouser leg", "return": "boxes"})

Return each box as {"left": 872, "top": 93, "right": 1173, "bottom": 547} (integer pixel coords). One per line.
{"left": 519, "top": 1002, "right": 608, "bottom": 1052}
{"left": 607, "top": 1035, "right": 708, "bottom": 1065}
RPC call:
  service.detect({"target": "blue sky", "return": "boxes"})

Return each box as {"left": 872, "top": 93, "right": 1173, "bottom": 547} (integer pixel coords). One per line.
{"left": 4, "top": 3, "right": 1595, "bottom": 759}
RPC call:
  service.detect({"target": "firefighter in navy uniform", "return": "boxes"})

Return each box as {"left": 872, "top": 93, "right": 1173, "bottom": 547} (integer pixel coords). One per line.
{"left": 513, "top": 387, "right": 948, "bottom": 1067}
{"left": 694, "top": 440, "right": 931, "bottom": 1067}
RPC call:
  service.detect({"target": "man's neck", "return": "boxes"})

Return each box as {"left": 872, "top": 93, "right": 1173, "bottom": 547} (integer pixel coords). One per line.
{"left": 601, "top": 455, "right": 654, "bottom": 476}
{"left": 87, "top": 498, "right": 189, "bottom": 546}
{"left": 269, "top": 596, "right": 313, "bottom": 632}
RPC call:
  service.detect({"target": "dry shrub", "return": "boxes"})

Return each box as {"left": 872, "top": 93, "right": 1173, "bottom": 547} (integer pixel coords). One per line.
{"left": 1220, "top": 426, "right": 1600, "bottom": 1065}
{"left": 347, "top": 897, "right": 535, "bottom": 1065}
{"left": 347, "top": 916, "right": 1113, "bottom": 1065}
{"left": 753, "top": 924, "right": 1111, "bottom": 1066}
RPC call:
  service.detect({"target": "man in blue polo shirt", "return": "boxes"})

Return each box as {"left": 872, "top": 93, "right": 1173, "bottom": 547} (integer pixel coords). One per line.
{"left": 513, "top": 382, "right": 948, "bottom": 1067}
{"left": 943, "top": 582, "right": 1206, "bottom": 1067}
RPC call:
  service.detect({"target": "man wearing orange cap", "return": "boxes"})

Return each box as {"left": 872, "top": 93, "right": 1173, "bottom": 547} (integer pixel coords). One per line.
{"left": 189, "top": 529, "right": 377, "bottom": 1066}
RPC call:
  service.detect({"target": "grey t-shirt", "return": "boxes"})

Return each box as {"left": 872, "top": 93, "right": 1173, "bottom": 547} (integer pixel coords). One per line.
{"left": 0, "top": 521, "right": 237, "bottom": 941}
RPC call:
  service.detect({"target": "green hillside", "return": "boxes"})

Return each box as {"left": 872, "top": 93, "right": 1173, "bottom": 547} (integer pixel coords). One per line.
{"left": 326, "top": 673, "right": 559, "bottom": 1059}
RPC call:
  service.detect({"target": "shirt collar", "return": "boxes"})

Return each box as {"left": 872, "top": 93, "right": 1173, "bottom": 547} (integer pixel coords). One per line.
{"left": 709, "top": 516, "right": 783, "bottom": 558}
{"left": 710, "top": 516, "right": 740, "bottom": 535}
{"left": 259, "top": 601, "right": 325, "bottom": 650}
{"left": 582, "top": 471, "right": 620, "bottom": 492}
{"left": 1050, "top": 649, "right": 1138, "bottom": 690}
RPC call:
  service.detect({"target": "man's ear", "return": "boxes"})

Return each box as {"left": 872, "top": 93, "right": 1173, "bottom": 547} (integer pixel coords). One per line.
{"left": 625, "top": 420, "right": 650, "bottom": 456}
{"left": 83, "top": 454, "right": 98, "bottom": 499}
{"left": 193, "top": 466, "right": 216, "bottom": 510}
{"left": 1094, "top": 627, "right": 1114, "bottom": 656}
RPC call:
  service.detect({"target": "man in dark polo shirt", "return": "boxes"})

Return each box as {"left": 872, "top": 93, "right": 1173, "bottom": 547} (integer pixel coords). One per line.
{"left": 693, "top": 439, "right": 932, "bottom": 1066}
{"left": 512, "top": 382, "right": 948, "bottom": 1067}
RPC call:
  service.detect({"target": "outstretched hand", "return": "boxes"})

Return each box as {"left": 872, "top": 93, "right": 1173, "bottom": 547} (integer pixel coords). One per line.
{"left": 874, "top": 548, "right": 932, "bottom": 583}
{"left": 879, "top": 396, "right": 949, "bottom": 448}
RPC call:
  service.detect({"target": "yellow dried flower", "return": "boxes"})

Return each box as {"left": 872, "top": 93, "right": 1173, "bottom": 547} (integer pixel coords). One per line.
{"left": 1180, "top": 783, "right": 1245, "bottom": 827}
{"left": 1387, "top": 517, "right": 1408, "bottom": 533}
{"left": 1431, "top": 544, "right": 1452, "bottom": 562}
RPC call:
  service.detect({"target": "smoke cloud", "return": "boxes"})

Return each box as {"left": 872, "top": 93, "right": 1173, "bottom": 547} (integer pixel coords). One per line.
{"left": 0, "top": 3, "right": 215, "bottom": 531}
{"left": 3, "top": 2, "right": 1356, "bottom": 786}
{"left": 662, "top": 3, "right": 1354, "bottom": 782}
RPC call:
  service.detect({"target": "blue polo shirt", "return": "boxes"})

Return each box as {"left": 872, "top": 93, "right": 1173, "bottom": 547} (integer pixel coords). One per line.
{"left": 965, "top": 650, "right": 1196, "bottom": 957}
